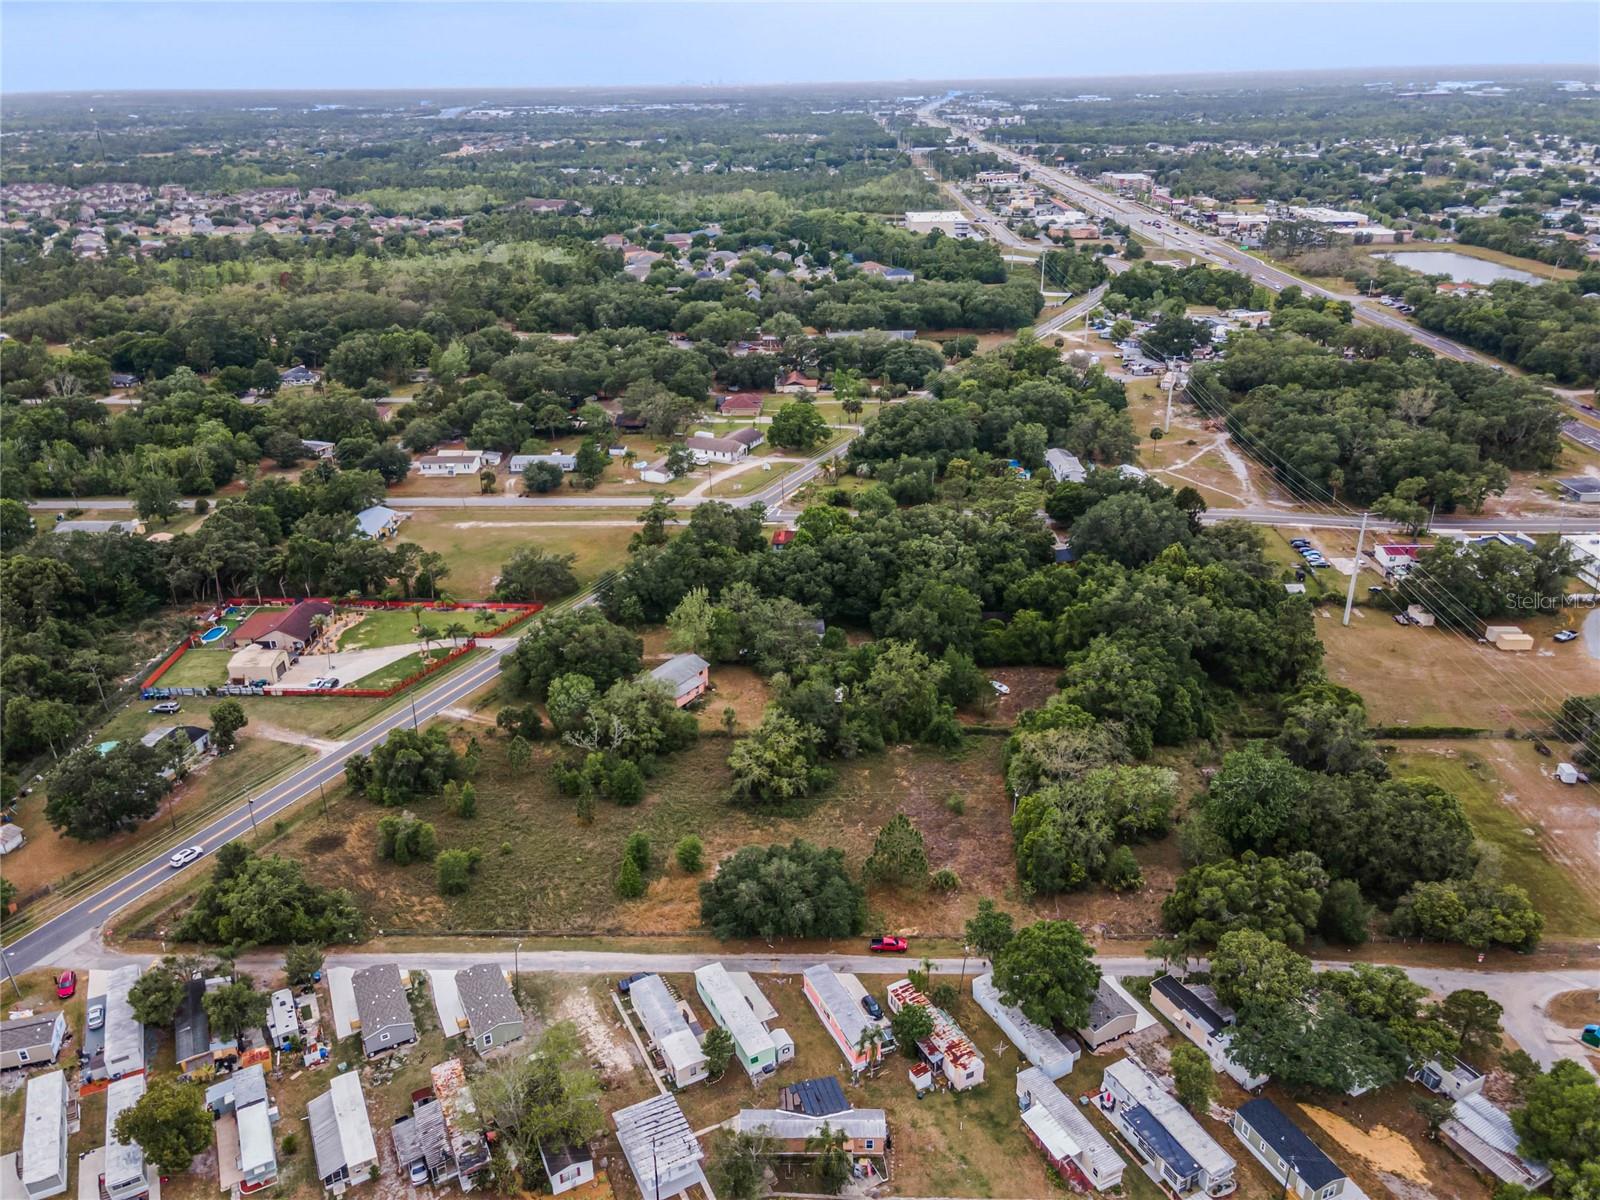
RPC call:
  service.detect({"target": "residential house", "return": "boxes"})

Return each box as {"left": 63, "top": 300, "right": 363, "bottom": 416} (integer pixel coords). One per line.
{"left": 0, "top": 824, "right": 23, "bottom": 855}
{"left": 354, "top": 505, "right": 405, "bottom": 540}
{"left": 539, "top": 1143, "right": 595, "bottom": 1196}
{"left": 52, "top": 518, "right": 147, "bottom": 535}
{"left": 649, "top": 653, "right": 710, "bottom": 708}
{"left": 391, "top": 1093, "right": 455, "bottom": 1188}
{"left": 175, "top": 974, "right": 216, "bottom": 1076}
{"left": 685, "top": 434, "right": 749, "bottom": 465}
{"left": 1151, "top": 974, "right": 1267, "bottom": 1089}
{"left": 83, "top": 965, "right": 144, "bottom": 1082}
{"left": 301, "top": 439, "right": 337, "bottom": 460}
{"left": 771, "top": 528, "right": 796, "bottom": 549}
{"left": 20, "top": 1070, "right": 68, "bottom": 1200}
{"left": 509, "top": 452, "right": 577, "bottom": 474}
{"left": 229, "top": 599, "right": 333, "bottom": 652}
{"left": 1231, "top": 1099, "right": 1348, "bottom": 1200}
{"left": 140, "top": 725, "right": 210, "bottom": 774}
{"left": 279, "top": 365, "right": 320, "bottom": 386}
{"left": 109, "top": 372, "right": 140, "bottom": 389}
{"left": 1016, "top": 1066, "right": 1127, "bottom": 1193}
{"left": 1099, "top": 1058, "right": 1237, "bottom": 1200}
{"left": 727, "top": 426, "right": 765, "bottom": 452}
{"left": 635, "top": 459, "right": 674, "bottom": 485}
{"left": 857, "top": 260, "right": 914, "bottom": 282}
{"left": 613, "top": 1093, "right": 707, "bottom": 1200}
{"left": 1411, "top": 1056, "right": 1486, "bottom": 1101}
{"left": 730, "top": 1107, "right": 887, "bottom": 1165}
{"left": 308, "top": 1072, "right": 378, "bottom": 1195}
{"left": 973, "top": 973, "right": 1078, "bottom": 1079}
{"left": 205, "top": 1063, "right": 279, "bottom": 1194}
{"left": 1372, "top": 543, "right": 1424, "bottom": 578}
{"left": 1044, "top": 448, "right": 1088, "bottom": 484}
{"left": 351, "top": 965, "right": 416, "bottom": 1057}
{"left": 227, "top": 644, "right": 290, "bottom": 686}
{"left": 885, "top": 979, "right": 984, "bottom": 1091}
{"left": 455, "top": 964, "right": 524, "bottom": 1053}
{"left": 717, "top": 392, "right": 765, "bottom": 416}
{"left": 1441, "top": 1092, "right": 1552, "bottom": 1191}
{"left": 1077, "top": 976, "right": 1156, "bottom": 1052}
{"left": 694, "top": 963, "right": 788, "bottom": 1079}
{"left": 431, "top": 1059, "right": 492, "bottom": 1185}
{"left": 777, "top": 370, "right": 820, "bottom": 393}
{"left": 628, "top": 974, "right": 708, "bottom": 1088}
{"left": 415, "top": 451, "right": 486, "bottom": 476}
{"left": 802, "top": 966, "right": 888, "bottom": 1074}
{"left": 0, "top": 1012, "right": 68, "bottom": 1070}
{"left": 780, "top": 1076, "right": 853, "bottom": 1117}
{"left": 267, "top": 988, "right": 299, "bottom": 1050}
{"left": 103, "top": 1075, "right": 154, "bottom": 1200}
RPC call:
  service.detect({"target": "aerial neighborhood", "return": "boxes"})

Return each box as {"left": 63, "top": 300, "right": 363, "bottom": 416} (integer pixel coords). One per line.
{"left": 0, "top": 12, "right": 1597, "bottom": 1200}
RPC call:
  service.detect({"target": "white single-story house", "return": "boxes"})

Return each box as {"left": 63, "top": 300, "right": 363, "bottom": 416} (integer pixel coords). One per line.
{"left": 510, "top": 453, "right": 577, "bottom": 474}
{"left": 19, "top": 1069, "right": 68, "bottom": 1200}
{"left": 1017, "top": 1066, "right": 1126, "bottom": 1193}
{"left": 1151, "top": 974, "right": 1267, "bottom": 1090}
{"left": 1044, "top": 449, "right": 1088, "bottom": 484}
{"left": 0, "top": 1012, "right": 67, "bottom": 1070}
{"left": 354, "top": 505, "right": 405, "bottom": 540}
{"left": 1100, "top": 1058, "right": 1237, "bottom": 1200}
{"left": 613, "top": 1093, "right": 706, "bottom": 1200}
{"left": 974, "top": 973, "right": 1077, "bottom": 1079}
{"left": 685, "top": 434, "right": 749, "bottom": 465}
{"left": 1441, "top": 1092, "right": 1552, "bottom": 1191}
{"left": 308, "top": 1072, "right": 378, "bottom": 1195}
{"left": 628, "top": 974, "right": 707, "bottom": 1088}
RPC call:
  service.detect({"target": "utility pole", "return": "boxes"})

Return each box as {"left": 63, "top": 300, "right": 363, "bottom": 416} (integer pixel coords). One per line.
{"left": 1343, "top": 510, "right": 1369, "bottom": 627}
{"left": 1164, "top": 372, "right": 1178, "bottom": 434}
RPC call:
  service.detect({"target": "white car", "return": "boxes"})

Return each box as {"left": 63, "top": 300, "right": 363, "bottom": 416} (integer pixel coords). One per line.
{"left": 168, "top": 845, "right": 204, "bottom": 870}
{"left": 990, "top": 680, "right": 1011, "bottom": 696}
{"left": 87, "top": 1004, "right": 105, "bottom": 1030}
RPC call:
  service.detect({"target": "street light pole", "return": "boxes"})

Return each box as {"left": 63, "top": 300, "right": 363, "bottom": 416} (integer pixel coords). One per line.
{"left": 246, "top": 799, "right": 257, "bottom": 833}
{"left": 514, "top": 941, "right": 523, "bottom": 1002}
{"left": 2, "top": 950, "right": 21, "bottom": 1000}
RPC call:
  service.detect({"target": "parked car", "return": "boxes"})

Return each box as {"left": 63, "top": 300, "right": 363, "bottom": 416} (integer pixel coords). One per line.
{"left": 87, "top": 1005, "right": 105, "bottom": 1031}
{"left": 56, "top": 971, "right": 77, "bottom": 999}
{"left": 307, "top": 677, "right": 328, "bottom": 689}
{"left": 869, "top": 936, "right": 908, "bottom": 954}
{"left": 860, "top": 994, "right": 884, "bottom": 1020}
{"left": 148, "top": 701, "right": 181, "bottom": 715}
{"left": 1393, "top": 614, "right": 1411, "bottom": 626}
{"left": 1554, "top": 630, "right": 1579, "bottom": 643}
{"left": 168, "top": 845, "right": 204, "bottom": 870}
{"left": 1289, "top": 538, "right": 1311, "bottom": 548}
{"left": 615, "top": 972, "right": 649, "bottom": 995}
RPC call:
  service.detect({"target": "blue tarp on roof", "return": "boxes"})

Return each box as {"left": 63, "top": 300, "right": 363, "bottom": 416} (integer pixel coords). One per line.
{"left": 1123, "top": 1104, "right": 1200, "bottom": 1180}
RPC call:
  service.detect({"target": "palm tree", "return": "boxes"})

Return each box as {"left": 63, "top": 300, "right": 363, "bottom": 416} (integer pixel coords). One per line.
{"left": 443, "top": 621, "right": 469, "bottom": 648}
{"left": 417, "top": 624, "right": 439, "bottom": 659}
{"left": 854, "top": 1025, "right": 884, "bottom": 1078}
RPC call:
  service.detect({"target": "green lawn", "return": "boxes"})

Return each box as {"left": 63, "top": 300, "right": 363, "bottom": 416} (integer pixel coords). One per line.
{"left": 1390, "top": 747, "right": 1600, "bottom": 938}
{"left": 397, "top": 512, "right": 643, "bottom": 599}
{"left": 337, "top": 608, "right": 438, "bottom": 650}
{"left": 350, "top": 645, "right": 470, "bottom": 689}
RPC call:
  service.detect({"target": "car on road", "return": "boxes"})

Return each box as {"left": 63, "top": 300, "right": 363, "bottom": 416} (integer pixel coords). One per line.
{"left": 869, "top": 936, "right": 908, "bottom": 954}
{"left": 148, "top": 701, "right": 181, "bottom": 715}
{"left": 1554, "top": 630, "right": 1579, "bottom": 643}
{"left": 56, "top": 970, "right": 76, "bottom": 999}
{"left": 860, "top": 994, "right": 884, "bottom": 1020}
{"left": 990, "top": 680, "right": 1011, "bottom": 696}
{"left": 168, "top": 845, "right": 204, "bottom": 870}
{"left": 87, "top": 1004, "right": 105, "bottom": 1031}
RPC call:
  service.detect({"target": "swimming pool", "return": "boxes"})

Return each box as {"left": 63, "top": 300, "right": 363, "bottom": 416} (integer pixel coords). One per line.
{"left": 199, "top": 625, "right": 229, "bottom": 644}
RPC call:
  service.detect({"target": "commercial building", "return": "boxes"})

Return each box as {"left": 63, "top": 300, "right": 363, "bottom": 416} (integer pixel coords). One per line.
{"left": 903, "top": 210, "right": 972, "bottom": 237}
{"left": 973, "top": 973, "right": 1077, "bottom": 1079}
{"left": 1016, "top": 1066, "right": 1127, "bottom": 1193}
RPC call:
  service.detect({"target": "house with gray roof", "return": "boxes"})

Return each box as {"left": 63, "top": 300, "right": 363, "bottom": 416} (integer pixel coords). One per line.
{"left": 1441, "top": 1092, "right": 1552, "bottom": 1191}
{"left": 19, "top": 1069, "right": 68, "bottom": 1200}
{"left": 627, "top": 974, "right": 706, "bottom": 1088}
{"left": 351, "top": 964, "right": 416, "bottom": 1057}
{"left": 1231, "top": 1099, "right": 1348, "bottom": 1199}
{"left": 354, "top": 505, "right": 405, "bottom": 540}
{"left": 103, "top": 1075, "right": 154, "bottom": 1200}
{"left": 454, "top": 964, "right": 524, "bottom": 1052}
{"left": 1151, "top": 974, "right": 1267, "bottom": 1089}
{"left": 648, "top": 653, "right": 709, "bottom": 707}
{"left": 0, "top": 1011, "right": 67, "bottom": 1070}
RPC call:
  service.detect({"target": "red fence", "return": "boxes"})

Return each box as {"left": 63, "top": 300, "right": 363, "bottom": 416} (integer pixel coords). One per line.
{"left": 142, "top": 598, "right": 542, "bottom": 696}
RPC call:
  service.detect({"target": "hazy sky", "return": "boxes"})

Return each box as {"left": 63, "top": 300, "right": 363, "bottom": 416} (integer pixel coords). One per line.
{"left": 2, "top": 1, "right": 1592, "bottom": 94}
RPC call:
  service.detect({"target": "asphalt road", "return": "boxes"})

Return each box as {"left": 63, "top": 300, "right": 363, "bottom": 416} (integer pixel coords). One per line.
{"left": 1, "top": 642, "right": 519, "bottom": 974}
{"left": 1563, "top": 419, "right": 1600, "bottom": 453}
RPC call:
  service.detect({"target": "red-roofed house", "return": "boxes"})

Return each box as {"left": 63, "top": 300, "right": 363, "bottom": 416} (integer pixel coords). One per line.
{"left": 717, "top": 393, "right": 765, "bottom": 416}
{"left": 228, "top": 600, "right": 333, "bottom": 653}
{"left": 778, "top": 371, "right": 820, "bottom": 394}
{"left": 1373, "top": 544, "right": 1426, "bottom": 578}
{"left": 771, "top": 529, "right": 796, "bottom": 548}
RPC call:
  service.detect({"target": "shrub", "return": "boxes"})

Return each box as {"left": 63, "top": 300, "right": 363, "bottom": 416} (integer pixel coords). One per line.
{"left": 616, "top": 856, "right": 645, "bottom": 899}
{"left": 280, "top": 1132, "right": 298, "bottom": 1155}
{"left": 1104, "top": 845, "right": 1143, "bottom": 892}
{"left": 675, "top": 835, "right": 704, "bottom": 873}
{"left": 944, "top": 794, "right": 965, "bottom": 816}
{"left": 624, "top": 831, "right": 651, "bottom": 873}
{"left": 931, "top": 868, "right": 960, "bottom": 892}
{"left": 607, "top": 759, "right": 645, "bottom": 806}
{"left": 436, "top": 848, "right": 481, "bottom": 896}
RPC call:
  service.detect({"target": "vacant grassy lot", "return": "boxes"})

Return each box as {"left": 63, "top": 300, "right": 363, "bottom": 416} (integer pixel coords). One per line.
{"left": 350, "top": 645, "right": 463, "bottom": 689}
{"left": 1320, "top": 609, "right": 1595, "bottom": 729}
{"left": 395, "top": 510, "right": 644, "bottom": 598}
{"left": 1388, "top": 742, "right": 1600, "bottom": 938}
{"left": 266, "top": 720, "right": 1175, "bottom": 941}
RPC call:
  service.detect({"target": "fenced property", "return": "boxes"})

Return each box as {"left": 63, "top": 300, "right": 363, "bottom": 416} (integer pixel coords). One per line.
{"left": 142, "top": 597, "right": 540, "bottom": 700}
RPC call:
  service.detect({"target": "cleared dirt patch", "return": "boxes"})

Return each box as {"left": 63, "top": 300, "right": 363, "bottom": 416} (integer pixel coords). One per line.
{"left": 1545, "top": 988, "right": 1599, "bottom": 1029}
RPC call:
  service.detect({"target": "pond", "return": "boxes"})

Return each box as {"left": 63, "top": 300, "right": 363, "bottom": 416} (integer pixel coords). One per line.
{"left": 1376, "top": 250, "right": 1544, "bottom": 285}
